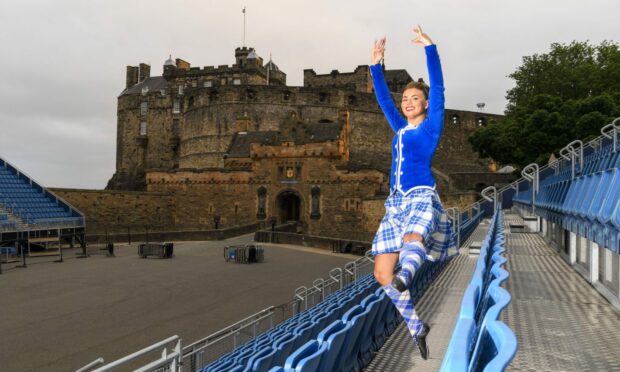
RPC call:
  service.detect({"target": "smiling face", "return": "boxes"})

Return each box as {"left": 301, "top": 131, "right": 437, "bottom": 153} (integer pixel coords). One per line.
{"left": 401, "top": 87, "right": 428, "bottom": 122}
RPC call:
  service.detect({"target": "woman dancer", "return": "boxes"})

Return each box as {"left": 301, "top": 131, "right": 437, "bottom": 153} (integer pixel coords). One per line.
{"left": 370, "top": 25, "right": 454, "bottom": 360}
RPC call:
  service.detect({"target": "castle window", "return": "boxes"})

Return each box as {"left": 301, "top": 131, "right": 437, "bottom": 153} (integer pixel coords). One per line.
{"left": 178, "top": 85, "right": 184, "bottom": 95}
{"left": 311, "top": 186, "right": 321, "bottom": 219}
{"left": 141, "top": 86, "right": 149, "bottom": 95}
{"left": 246, "top": 89, "right": 256, "bottom": 100}
{"left": 233, "top": 78, "right": 241, "bottom": 85}
{"left": 204, "top": 81, "right": 213, "bottom": 88}
{"left": 191, "top": 80, "right": 197, "bottom": 88}
{"left": 477, "top": 117, "right": 487, "bottom": 127}
{"left": 188, "top": 96, "right": 195, "bottom": 108}
{"left": 347, "top": 95, "right": 357, "bottom": 106}
{"left": 221, "top": 78, "right": 227, "bottom": 85}
{"left": 160, "top": 89, "right": 166, "bottom": 96}
{"left": 139, "top": 122, "right": 147, "bottom": 136}
{"left": 173, "top": 99, "right": 181, "bottom": 114}
{"left": 257, "top": 186, "right": 267, "bottom": 219}
{"left": 282, "top": 91, "right": 291, "bottom": 101}
{"left": 172, "top": 119, "right": 180, "bottom": 137}
{"left": 451, "top": 114, "right": 460, "bottom": 125}
{"left": 209, "top": 91, "right": 219, "bottom": 102}
{"left": 140, "top": 102, "right": 148, "bottom": 115}
{"left": 319, "top": 92, "right": 328, "bottom": 103}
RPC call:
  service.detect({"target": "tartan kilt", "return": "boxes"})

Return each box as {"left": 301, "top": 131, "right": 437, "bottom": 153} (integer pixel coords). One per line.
{"left": 372, "top": 188, "right": 455, "bottom": 258}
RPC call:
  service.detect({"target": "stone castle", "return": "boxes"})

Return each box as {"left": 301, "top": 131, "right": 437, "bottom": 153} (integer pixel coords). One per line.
{"left": 98, "top": 47, "right": 512, "bottom": 241}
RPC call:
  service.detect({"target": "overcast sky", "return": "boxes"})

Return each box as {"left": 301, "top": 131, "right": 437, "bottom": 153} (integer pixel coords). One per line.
{"left": 0, "top": 0, "right": 618, "bottom": 189}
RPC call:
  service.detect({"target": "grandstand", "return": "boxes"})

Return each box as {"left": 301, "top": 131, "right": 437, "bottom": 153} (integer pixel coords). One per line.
{"left": 0, "top": 156, "right": 85, "bottom": 267}
{"left": 76, "top": 116, "right": 620, "bottom": 371}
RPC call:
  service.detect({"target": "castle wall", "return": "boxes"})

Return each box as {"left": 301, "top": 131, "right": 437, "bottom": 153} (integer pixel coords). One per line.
{"left": 105, "top": 51, "right": 511, "bottom": 243}
{"left": 50, "top": 188, "right": 175, "bottom": 235}
{"left": 303, "top": 66, "right": 371, "bottom": 93}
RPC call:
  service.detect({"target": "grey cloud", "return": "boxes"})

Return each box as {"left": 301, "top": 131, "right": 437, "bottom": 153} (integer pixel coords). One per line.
{"left": 0, "top": 0, "right": 618, "bottom": 189}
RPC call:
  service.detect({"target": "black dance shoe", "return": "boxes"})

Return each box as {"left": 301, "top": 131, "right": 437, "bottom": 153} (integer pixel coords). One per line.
{"left": 391, "top": 269, "right": 413, "bottom": 292}
{"left": 415, "top": 323, "right": 431, "bottom": 360}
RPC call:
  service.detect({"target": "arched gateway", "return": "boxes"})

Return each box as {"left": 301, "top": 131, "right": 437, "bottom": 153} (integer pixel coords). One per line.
{"left": 276, "top": 190, "right": 301, "bottom": 223}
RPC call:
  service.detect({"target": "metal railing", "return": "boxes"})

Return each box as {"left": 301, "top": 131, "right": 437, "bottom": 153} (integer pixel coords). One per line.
{"left": 446, "top": 207, "right": 461, "bottom": 251}
{"left": 512, "top": 116, "right": 620, "bottom": 212}
{"left": 86, "top": 336, "right": 181, "bottom": 372}
{"left": 293, "top": 251, "right": 374, "bottom": 315}
{"left": 180, "top": 307, "right": 275, "bottom": 372}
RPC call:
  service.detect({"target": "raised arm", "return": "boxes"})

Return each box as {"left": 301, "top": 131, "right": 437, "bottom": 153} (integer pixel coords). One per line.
{"left": 370, "top": 38, "right": 407, "bottom": 133}
{"left": 414, "top": 26, "right": 445, "bottom": 139}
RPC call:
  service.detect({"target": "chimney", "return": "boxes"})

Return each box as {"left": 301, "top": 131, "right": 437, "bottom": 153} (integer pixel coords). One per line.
{"left": 138, "top": 63, "right": 151, "bottom": 82}
{"left": 126, "top": 66, "right": 139, "bottom": 89}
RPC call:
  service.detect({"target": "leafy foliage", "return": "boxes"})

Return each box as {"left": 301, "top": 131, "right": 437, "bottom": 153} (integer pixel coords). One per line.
{"left": 470, "top": 41, "right": 620, "bottom": 168}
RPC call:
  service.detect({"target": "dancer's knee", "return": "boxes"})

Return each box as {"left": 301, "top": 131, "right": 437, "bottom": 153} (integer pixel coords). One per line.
{"left": 374, "top": 267, "right": 393, "bottom": 287}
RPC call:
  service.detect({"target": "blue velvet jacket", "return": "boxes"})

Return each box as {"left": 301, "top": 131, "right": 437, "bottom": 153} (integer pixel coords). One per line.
{"left": 370, "top": 44, "right": 445, "bottom": 195}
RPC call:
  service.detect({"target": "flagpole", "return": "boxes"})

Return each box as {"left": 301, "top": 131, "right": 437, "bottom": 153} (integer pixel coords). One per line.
{"left": 242, "top": 6, "right": 246, "bottom": 47}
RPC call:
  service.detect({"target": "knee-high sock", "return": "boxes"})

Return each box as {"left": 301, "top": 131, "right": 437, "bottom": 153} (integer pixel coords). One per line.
{"left": 395, "top": 241, "right": 426, "bottom": 289}
{"left": 382, "top": 284, "right": 423, "bottom": 337}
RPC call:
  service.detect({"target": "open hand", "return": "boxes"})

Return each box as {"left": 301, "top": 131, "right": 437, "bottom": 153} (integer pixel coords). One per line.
{"left": 412, "top": 25, "right": 433, "bottom": 46}
{"left": 371, "top": 37, "right": 386, "bottom": 65}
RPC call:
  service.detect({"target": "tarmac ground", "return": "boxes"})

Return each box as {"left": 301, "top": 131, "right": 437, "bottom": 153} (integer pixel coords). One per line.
{"left": 0, "top": 234, "right": 355, "bottom": 372}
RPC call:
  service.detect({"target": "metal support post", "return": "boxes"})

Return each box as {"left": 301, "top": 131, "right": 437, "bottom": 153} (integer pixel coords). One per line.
{"left": 601, "top": 117, "right": 620, "bottom": 152}
{"left": 521, "top": 164, "right": 539, "bottom": 215}
{"left": 481, "top": 186, "right": 498, "bottom": 213}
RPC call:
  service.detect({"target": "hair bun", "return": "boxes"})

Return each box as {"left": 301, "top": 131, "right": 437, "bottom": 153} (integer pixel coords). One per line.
{"left": 417, "top": 78, "right": 425, "bottom": 83}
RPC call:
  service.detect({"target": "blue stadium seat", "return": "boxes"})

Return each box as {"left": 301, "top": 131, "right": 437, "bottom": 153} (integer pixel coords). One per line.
{"left": 468, "top": 320, "right": 517, "bottom": 372}
{"left": 442, "top": 211, "right": 515, "bottom": 372}
{"left": 316, "top": 320, "right": 352, "bottom": 372}
{"left": 291, "top": 321, "right": 315, "bottom": 351}
{"left": 340, "top": 303, "right": 372, "bottom": 372}
{"left": 371, "top": 288, "right": 391, "bottom": 349}
{"left": 245, "top": 346, "right": 276, "bottom": 372}
{"left": 357, "top": 294, "right": 383, "bottom": 367}
{"left": 283, "top": 340, "right": 327, "bottom": 372}
{"left": 309, "top": 311, "right": 331, "bottom": 339}
{"left": 271, "top": 333, "right": 297, "bottom": 368}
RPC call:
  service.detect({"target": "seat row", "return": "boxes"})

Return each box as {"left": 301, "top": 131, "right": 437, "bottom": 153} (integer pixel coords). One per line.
{"left": 203, "top": 257, "right": 451, "bottom": 372}
{"left": 441, "top": 211, "right": 517, "bottom": 372}
{"left": 515, "top": 166, "right": 620, "bottom": 252}
{"left": 201, "top": 275, "right": 379, "bottom": 372}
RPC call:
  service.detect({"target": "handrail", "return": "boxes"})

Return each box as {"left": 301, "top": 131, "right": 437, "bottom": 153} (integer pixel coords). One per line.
{"left": 601, "top": 117, "right": 620, "bottom": 152}
{"left": 183, "top": 306, "right": 274, "bottom": 351}
{"left": 133, "top": 340, "right": 181, "bottom": 372}
{"left": 313, "top": 278, "right": 325, "bottom": 300}
{"left": 521, "top": 163, "right": 539, "bottom": 193}
{"left": 90, "top": 335, "right": 179, "bottom": 372}
{"left": 75, "top": 357, "right": 105, "bottom": 372}
{"left": 562, "top": 140, "right": 583, "bottom": 178}
{"left": 445, "top": 207, "right": 461, "bottom": 250}
{"left": 329, "top": 267, "right": 343, "bottom": 289}
{"left": 481, "top": 186, "right": 498, "bottom": 212}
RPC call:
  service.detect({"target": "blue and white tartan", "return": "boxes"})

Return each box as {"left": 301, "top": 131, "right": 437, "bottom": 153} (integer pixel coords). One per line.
{"left": 372, "top": 188, "right": 455, "bottom": 258}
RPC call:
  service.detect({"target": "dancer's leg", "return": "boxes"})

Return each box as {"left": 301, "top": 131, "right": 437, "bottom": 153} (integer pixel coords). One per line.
{"left": 374, "top": 253, "right": 424, "bottom": 337}
{"left": 381, "top": 283, "right": 424, "bottom": 337}
{"left": 373, "top": 252, "right": 399, "bottom": 286}
{"left": 392, "top": 235, "right": 426, "bottom": 292}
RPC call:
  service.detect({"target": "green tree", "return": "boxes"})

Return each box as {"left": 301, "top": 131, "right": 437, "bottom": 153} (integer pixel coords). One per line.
{"left": 470, "top": 40, "right": 620, "bottom": 169}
